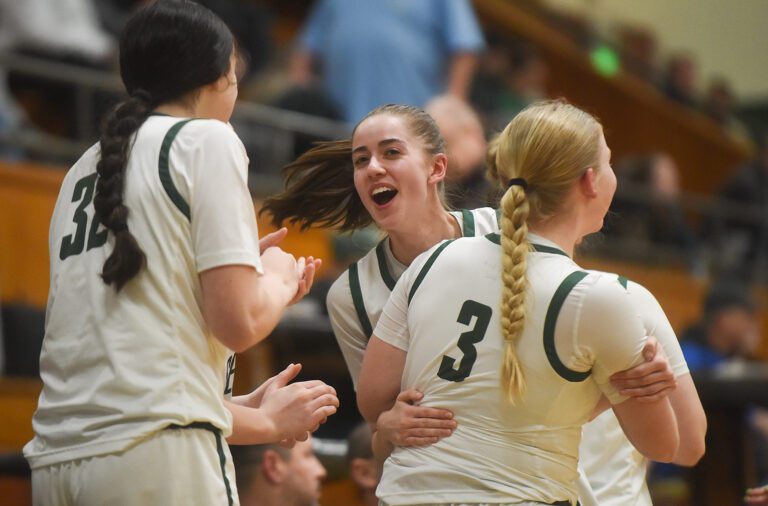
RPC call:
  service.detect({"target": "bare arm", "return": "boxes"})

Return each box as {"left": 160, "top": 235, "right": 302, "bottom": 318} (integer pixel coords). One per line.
{"left": 357, "top": 336, "right": 406, "bottom": 425}
{"left": 446, "top": 52, "right": 479, "bottom": 99}
{"left": 611, "top": 396, "right": 679, "bottom": 462}
{"left": 664, "top": 374, "right": 706, "bottom": 465}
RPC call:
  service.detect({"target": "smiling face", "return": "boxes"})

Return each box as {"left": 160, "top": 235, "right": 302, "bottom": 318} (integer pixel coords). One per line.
{"left": 352, "top": 113, "right": 444, "bottom": 232}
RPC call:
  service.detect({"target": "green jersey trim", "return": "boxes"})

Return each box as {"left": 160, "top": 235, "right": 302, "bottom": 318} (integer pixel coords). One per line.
{"left": 166, "top": 422, "right": 234, "bottom": 506}
{"left": 461, "top": 209, "right": 475, "bottom": 236}
{"left": 408, "top": 240, "right": 456, "bottom": 306}
{"left": 375, "top": 240, "right": 397, "bottom": 291}
{"left": 483, "top": 233, "right": 569, "bottom": 258}
{"left": 544, "top": 270, "right": 592, "bottom": 382}
{"left": 617, "top": 275, "right": 629, "bottom": 289}
{"left": 158, "top": 119, "right": 194, "bottom": 220}
{"left": 348, "top": 262, "right": 374, "bottom": 338}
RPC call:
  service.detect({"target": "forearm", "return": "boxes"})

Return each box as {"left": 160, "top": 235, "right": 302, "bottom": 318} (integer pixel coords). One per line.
{"left": 240, "top": 272, "right": 295, "bottom": 349}
{"left": 614, "top": 397, "right": 679, "bottom": 463}
{"left": 446, "top": 52, "right": 479, "bottom": 99}
{"left": 668, "top": 375, "right": 707, "bottom": 465}
{"left": 224, "top": 399, "right": 280, "bottom": 445}
{"left": 371, "top": 429, "right": 394, "bottom": 467}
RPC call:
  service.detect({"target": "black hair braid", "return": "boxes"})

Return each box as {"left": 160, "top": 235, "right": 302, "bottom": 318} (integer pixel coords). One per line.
{"left": 93, "top": 93, "right": 151, "bottom": 290}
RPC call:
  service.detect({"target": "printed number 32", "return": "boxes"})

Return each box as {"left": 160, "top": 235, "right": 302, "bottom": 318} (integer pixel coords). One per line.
{"left": 59, "top": 173, "right": 108, "bottom": 260}
{"left": 438, "top": 300, "right": 492, "bottom": 382}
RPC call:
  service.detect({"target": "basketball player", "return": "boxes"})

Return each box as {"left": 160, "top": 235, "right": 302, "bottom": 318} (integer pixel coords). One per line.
{"left": 24, "top": 2, "right": 337, "bottom": 504}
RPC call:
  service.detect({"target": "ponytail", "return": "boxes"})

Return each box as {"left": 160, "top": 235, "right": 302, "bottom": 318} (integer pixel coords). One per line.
{"left": 499, "top": 185, "right": 529, "bottom": 403}
{"left": 93, "top": 91, "right": 151, "bottom": 290}
{"left": 260, "top": 140, "right": 373, "bottom": 232}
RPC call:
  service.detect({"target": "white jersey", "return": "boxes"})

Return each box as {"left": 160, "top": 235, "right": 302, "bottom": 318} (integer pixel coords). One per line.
{"left": 373, "top": 233, "right": 650, "bottom": 505}
{"left": 24, "top": 115, "right": 262, "bottom": 469}
{"left": 578, "top": 280, "right": 690, "bottom": 506}
{"left": 326, "top": 207, "right": 500, "bottom": 387}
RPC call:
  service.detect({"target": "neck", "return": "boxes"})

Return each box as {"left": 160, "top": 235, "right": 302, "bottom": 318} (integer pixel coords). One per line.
{"left": 387, "top": 209, "right": 460, "bottom": 266}
{"left": 154, "top": 101, "right": 198, "bottom": 118}
{"left": 528, "top": 214, "right": 584, "bottom": 258}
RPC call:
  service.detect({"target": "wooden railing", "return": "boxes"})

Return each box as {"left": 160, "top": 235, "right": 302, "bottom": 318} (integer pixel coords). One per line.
{"left": 473, "top": 0, "right": 752, "bottom": 195}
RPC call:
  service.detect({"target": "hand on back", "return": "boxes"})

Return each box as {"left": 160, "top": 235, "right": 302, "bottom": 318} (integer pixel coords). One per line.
{"left": 377, "top": 389, "right": 457, "bottom": 447}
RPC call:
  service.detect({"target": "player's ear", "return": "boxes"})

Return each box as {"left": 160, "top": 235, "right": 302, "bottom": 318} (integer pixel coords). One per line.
{"left": 349, "top": 458, "right": 379, "bottom": 490}
{"left": 428, "top": 153, "right": 448, "bottom": 185}
{"left": 262, "top": 449, "right": 287, "bottom": 484}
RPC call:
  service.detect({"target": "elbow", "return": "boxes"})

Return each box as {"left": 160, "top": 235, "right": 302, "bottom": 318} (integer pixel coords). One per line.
{"left": 646, "top": 434, "right": 680, "bottom": 464}
{"left": 356, "top": 391, "right": 378, "bottom": 426}
{"left": 673, "top": 436, "right": 706, "bottom": 466}
{"left": 215, "top": 316, "right": 269, "bottom": 354}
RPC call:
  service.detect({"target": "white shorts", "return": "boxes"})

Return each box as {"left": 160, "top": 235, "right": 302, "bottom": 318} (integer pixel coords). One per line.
{"left": 32, "top": 422, "right": 239, "bottom": 506}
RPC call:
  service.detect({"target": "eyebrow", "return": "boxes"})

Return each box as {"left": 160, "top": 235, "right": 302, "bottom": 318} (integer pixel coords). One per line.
{"left": 352, "top": 138, "right": 403, "bottom": 155}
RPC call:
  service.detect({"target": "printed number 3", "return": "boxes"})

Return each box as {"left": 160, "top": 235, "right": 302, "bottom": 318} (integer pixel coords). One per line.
{"left": 438, "top": 300, "right": 492, "bottom": 382}
{"left": 59, "top": 173, "right": 108, "bottom": 260}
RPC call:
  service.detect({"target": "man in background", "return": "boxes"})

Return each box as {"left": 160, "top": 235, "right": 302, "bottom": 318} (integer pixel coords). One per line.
{"left": 231, "top": 437, "right": 327, "bottom": 506}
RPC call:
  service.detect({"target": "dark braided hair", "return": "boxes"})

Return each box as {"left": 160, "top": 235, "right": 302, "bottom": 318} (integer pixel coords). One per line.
{"left": 95, "top": 0, "right": 235, "bottom": 290}
{"left": 261, "top": 104, "right": 446, "bottom": 231}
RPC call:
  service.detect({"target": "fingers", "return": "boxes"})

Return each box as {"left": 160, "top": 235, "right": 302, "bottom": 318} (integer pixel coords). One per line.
{"left": 642, "top": 335, "right": 658, "bottom": 362}
{"left": 408, "top": 406, "right": 455, "bottom": 421}
{"left": 613, "top": 369, "right": 675, "bottom": 390}
{"left": 621, "top": 383, "right": 676, "bottom": 402}
{"left": 396, "top": 389, "right": 424, "bottom": 404}
{"left": 611, "top": 358, "right": 669, "bottom": 381}
{"left": 272, "top": 363, "right": 302, "bottom": 389}
{"left": 258, "top": 227, "right": 288, "bottom": 253}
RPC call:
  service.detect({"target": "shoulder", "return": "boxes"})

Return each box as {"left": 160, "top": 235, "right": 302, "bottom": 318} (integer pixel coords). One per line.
{"left": 178, "top": 119, "right": 244, "bottom": 147}
{"left": 577, "top": 270, "right": 634, "bottom": 310}
{"left": 327, "top": 269, "right": 352, "bottom": 308}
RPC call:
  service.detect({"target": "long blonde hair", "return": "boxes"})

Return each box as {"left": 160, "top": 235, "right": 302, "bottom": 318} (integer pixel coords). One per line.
{"left": 486, "top": 100, "right": 602, "bottom": 403}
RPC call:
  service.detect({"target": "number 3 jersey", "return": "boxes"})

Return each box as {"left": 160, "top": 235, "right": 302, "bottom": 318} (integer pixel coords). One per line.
{"left": 326, "top": 206, "right": 501, "bottom": 388}
{"left": 373, "top": 233, "right": 652, "bottom": 506}
{"left": 24, "top": 116, "right": 262, "bottom": 469}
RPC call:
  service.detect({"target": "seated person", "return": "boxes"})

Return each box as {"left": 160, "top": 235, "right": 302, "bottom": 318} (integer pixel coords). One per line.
{"left": 231, "top": 437, "right": 327, "bottom": 506}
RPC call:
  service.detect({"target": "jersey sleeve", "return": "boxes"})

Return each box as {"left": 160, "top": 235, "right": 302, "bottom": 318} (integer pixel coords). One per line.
{"left": 186, "top": 122, "right": 262, "bottom": 274}
{"left": 571, "top": 274, "right": 648, "bottom": 404}
{"left": 626, "top": 280, "right": 689, "bottom": 378}
{"left": 373, "top": 243, "right": 439, "bottom": 353}
{"left": 326, "top": 271, "right": 368, "bottom": 388}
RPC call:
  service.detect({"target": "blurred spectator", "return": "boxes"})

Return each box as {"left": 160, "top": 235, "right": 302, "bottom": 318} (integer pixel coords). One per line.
{"left": 92, "top": 0, "right": 148, "bottom": 38}
{"left": 426, "top": 94, "right": 494, "bottom": 209}
{"left": 0, "top": 0, "right": 115, "bottom": 64}
{"left": 662, "top": 53, "right": 699, "bottom": 108}
{"left": 346, "top": 423, "right": 379, "bottom": 506}
{"left": 704, "top": 77, "right": 753, "bottom": 147}
{"left": 616, "top": 23, "right": 662, "bottom": 86}
{"left": 289, "top": 0, "right": 485, "bottom": 124}
{"left": 470, "top": 38, "right": 548, "bottom": 133}
{"left": 0, "top": 0, "right": 117, "bottom": 140}
{"left": 231, "top": 437, "right": 327, "bottom": 506}
{"left": 606, "top": 153, "right": 700, "bottom": 267}
{"left": 712, "top": 133, "right": 768, "bottom": 279}
{"left": 679, "top": 282, "right": 761, "bottom": 369}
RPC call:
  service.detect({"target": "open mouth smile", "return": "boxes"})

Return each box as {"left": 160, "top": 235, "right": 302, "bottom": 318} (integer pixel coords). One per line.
{"left": 371, "top": 186, "right": 398, "bottom": 206}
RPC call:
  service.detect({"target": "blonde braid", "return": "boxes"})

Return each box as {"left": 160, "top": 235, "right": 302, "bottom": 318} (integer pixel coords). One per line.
{"left": 499, "top": 185, "right": 529, "bottom": 403}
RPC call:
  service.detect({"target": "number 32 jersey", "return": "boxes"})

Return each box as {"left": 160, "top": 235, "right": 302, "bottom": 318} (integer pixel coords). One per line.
{"left": 24, "top": 116, "right": 262, "bottom": 469}
{"left": 373, "top": 233, "right": 651, "bottom": 505}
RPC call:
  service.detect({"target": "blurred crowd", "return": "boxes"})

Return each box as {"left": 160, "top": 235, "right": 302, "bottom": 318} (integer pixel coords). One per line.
{"left": 0, "top": 0, "right": 765, "bottom": 286}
